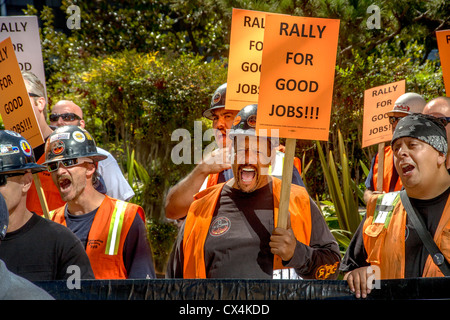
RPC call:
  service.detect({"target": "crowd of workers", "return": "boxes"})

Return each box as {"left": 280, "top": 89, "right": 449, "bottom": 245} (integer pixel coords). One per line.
{"left": 0, "top": 71, "right": 449, "bottom": 300}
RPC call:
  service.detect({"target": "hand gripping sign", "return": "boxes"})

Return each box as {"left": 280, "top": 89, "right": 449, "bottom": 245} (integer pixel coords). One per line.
{"left": 256, "top": 15, "right": 340, "bottom": 228}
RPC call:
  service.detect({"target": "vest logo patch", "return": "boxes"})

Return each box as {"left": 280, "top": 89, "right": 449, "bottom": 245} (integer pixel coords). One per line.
{"left": 315, "top": 261, "right": 339, "bottom": 280}
{"left": 88, "top": 239, "right": 103, "bottom": 249}
{"left": 209, "top": 217, "right": 231, "bottom": 237}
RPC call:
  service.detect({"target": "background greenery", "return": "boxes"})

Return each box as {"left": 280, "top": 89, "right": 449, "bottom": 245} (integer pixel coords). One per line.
{"left": 20, "top": 0, "right": 449, "bottom": 274}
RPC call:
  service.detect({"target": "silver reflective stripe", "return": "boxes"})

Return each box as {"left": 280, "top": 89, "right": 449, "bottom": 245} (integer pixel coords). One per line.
{"left": 105, "top": 200, "right": 128, "bottom": 255}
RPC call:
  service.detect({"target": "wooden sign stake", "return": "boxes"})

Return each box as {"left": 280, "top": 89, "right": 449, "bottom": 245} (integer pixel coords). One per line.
{"left": 32, "top": 174, "right": 49, "bottom": 219}
{"left": 277, "top": 138, "right": 296, "bottom": 229}
{"left": 376, "top": 142, "right": 385, "bottom": 193}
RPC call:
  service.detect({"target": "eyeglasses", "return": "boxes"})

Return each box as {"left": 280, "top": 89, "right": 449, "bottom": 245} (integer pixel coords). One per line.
{"left": 0, "top": 172, "right": 25, "bottom": 186}
{"left": 389, "top": 116, "right": 404, "bottom": 125}
{"left": 46, "top": 158, "right": 94, "bottom": 172}
{"left": 28, "top": 93, "right": 41, "bottom": 98}
{"left": 49, "top": 113, "right": 82, "bottom": 122}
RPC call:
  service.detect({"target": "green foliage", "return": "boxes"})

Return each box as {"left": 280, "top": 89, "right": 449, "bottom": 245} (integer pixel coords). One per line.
{"left": 147, "top": 219, "right": 178, "bottom": 275}
{"left": 316, "top": 130, "right": 363, "bottom": 249}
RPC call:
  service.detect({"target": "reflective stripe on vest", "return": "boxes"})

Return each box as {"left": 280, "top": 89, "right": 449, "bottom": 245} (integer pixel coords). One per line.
{"left": 268, "top": 151, "right": 284, "bottom": 176}
{"left": 372, "top": 191, "right": 401, "bottom": 228}
{"left": 105, "top": 200, "right": 128, "bottom": 255}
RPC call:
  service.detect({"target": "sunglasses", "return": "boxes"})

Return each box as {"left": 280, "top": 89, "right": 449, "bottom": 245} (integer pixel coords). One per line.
{"left": 46, "top": 158, "right": 94, "bottom": 172}
{"left": 388, "top": 116, "right": 404, "bottom": 124}
{"left": 0, "top": 172, "right": 25, "bottom": 187}
{"left": 28, "top": 93, "right": 41, "bottom": 98}
{"left": 49, "top": 113, "right": 82, "bottom": 122}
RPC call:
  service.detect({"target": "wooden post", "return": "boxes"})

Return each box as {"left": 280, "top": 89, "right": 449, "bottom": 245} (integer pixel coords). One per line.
{"left": 277, "top": 138, "right": 296, "bottom": 229}
{"left": 377, "top": 142, "right": 385, "bottom": 192}
{"left": 33, "top": 174, "right": 49, "bottom": 219}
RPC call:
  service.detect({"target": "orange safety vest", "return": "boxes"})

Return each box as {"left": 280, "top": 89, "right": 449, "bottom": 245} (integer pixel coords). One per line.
{"left": 363, "top": 192, "right": 450, "bottom": 279}
{"left": 50, "top": 196, "right": 143, "bottom": 279}
{"left": 27, "top": 154, "right": 66, "bottom": 216}
{"left": 183, "top": 177, "right": 312, "bottom": 278}
{"left": 372, "top": 146, "right": 402, "bottom": 193}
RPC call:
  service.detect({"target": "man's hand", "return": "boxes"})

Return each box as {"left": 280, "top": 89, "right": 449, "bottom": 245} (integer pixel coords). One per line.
{"left": 269, "top": 226, "right": 297, "bottom": 262}
{"left": 200, "top": 147, "right": 232, "bottom": 174}
{"left": 344, "top": 266, "right": 373, "bottom": 298}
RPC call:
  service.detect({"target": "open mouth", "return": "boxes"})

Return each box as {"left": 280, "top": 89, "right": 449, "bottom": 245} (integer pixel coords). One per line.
{"left": 58, "top": 177, "right": 72, "bottom": 191}
{"left": 239, "top": 166, "right": 257, "bottom": 184}
{"left": 401, "top": 163, "right": 415, "bottom": 176}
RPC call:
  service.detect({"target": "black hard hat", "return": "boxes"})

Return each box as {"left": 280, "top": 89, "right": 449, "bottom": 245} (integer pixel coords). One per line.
{"left": 0, "top": 193, "right": 7, "bottom": 240}
{"left": 43, "top": 125, "right": 107, "bottom": 165}
{"left": 0, "top": 130, "right": 46, "bottom": 174}
{"left": 203, "top": 83, "right": 227, "bottom": 120}
{"left": 229, "top": 104, "right": 279, "bottom": 147}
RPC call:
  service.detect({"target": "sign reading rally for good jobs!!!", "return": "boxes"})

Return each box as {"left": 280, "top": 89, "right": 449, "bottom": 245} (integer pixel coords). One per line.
{"left": 256, "top": 14, "right": 340, "bottom": 141}
{"left": 362, "top": 80, "right": 405, "bottom": 148}
{"left": 0, "top": 37, "right": 43, "bottom": 148}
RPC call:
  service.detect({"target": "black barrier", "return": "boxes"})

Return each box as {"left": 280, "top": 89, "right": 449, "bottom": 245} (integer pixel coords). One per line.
{"left": 33, "top": 278, "right": 450, "bottom": 300}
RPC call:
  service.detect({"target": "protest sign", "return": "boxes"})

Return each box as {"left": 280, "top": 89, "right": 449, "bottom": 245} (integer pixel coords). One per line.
{"left": 256, "top": 14, "right": 340, "bottom": 141}
{"left": 362, "top": 80, "right": 405, "bottom": 148}
{"left": 255, "top": 14, "right": 340, "bottom": 228}
{"left": 436, "top": 30, "right": 450, "bottom": 95}
{"left": 225, "top": 8, "right": 285, "bottom": 111}
{"left": 0, "top": 16, "right": 47, "bottom": 97}
{"left": 0, "top": 37, "right": 44, "bottom": 148}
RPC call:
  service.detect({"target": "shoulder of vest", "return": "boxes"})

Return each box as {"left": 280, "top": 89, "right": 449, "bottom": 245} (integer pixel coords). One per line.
{"left": 193, "top": 182, "right": 224, "bottom": 201}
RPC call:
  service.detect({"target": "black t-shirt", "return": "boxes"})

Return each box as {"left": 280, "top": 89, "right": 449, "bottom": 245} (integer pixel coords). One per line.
{"left": 341, "top": 187, "right": 450, "bottom": 277}
{"left": 167, "top": 181, "right": 341, "bottom": 279}
{"left": 204, "top": 183, "right": 275, "bottom": 278}
{"left": 0, "top": 213, "right": 94, "bottom": 281}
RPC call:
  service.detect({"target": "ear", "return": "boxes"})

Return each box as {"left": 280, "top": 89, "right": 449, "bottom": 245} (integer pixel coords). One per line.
{"left": 35, "top": 97, "right": 46, "bottom": 113}
{"left": 438, "top": 152, "right": 447, "bottom": 167}
{"left": 22, "top": 172, "right": 33, "bottom": 193}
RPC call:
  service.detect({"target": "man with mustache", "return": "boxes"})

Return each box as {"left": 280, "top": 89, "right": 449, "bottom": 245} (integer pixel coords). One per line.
{"left": 341, "top": 113, "right": 450, "bottom": 298}
{"left": 45, "top": 125, "right": 155, "bottom": 279}
{"left": 166, "top": 104, "right": 340, "bottom": 279}
{"left": 165, "top": 83, "right": 304, "bottom": 221}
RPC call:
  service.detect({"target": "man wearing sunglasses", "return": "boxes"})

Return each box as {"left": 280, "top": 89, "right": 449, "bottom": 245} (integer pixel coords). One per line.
{"left": 22, "top": 71, "right": 66, "bottom": 217}
{"left": 49, "top": 100, "right": 135, "bottom": 202}
{"left": 0, "top": 130, "right": 94, "bottom": 282}
{"left": 423, "top": 96, "right": 450, "bottom": 168}
{"left": 363, "top": 92, "right": 426, "bottom": 204}
{"left": 45, "top": 125, "right": 155, "bottom": 279}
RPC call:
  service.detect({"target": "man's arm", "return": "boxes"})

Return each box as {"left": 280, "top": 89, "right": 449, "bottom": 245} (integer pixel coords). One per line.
{"left": 165, "top": 148, "right": 231, "bottom": 220}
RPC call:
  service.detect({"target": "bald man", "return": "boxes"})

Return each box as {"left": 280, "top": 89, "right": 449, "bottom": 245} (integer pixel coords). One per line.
{"left": 50, "top": 100, "right": 135, "bottom": 201}
{"left": 423, "top": 97, "right": 450, "bottom": 167}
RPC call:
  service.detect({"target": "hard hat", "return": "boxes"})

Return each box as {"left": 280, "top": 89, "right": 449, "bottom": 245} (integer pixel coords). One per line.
{"left": 43, "top": 125, "right": 107, "bottom": 165}
{"left": 229, "top": 104, "right": 279, "bottom": 147}
{"left": 202, "top": 83, "right": 227, "bottom": 120}
{"left": 386, "top": 92, "right": 426, "bottom": 117}
{"left": 0, "top": 130, "right": 46, "bottom": 174}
